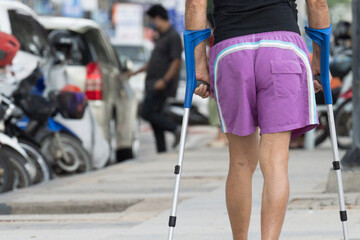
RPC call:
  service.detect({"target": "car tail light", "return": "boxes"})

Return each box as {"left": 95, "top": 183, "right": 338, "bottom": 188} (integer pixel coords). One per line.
{"left": 85, "top": 62, "right": 102, "bottom": 100}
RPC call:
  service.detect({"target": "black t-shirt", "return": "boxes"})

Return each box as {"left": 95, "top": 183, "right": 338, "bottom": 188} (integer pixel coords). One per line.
{"left": 213, "top": 0, "right": 300, "bottom": 45}
{"left": 146, "top": 26, "right": 183, "bottom": 97}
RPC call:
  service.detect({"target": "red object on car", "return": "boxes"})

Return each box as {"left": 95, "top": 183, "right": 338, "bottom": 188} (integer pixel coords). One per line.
{"left": 61, "top": 84, "right": 82, "bottom": 93}
{"left": 0, "top": 32, "right": 20, "bottom": 67}
{"left": 85, "top": 62, "right": 102, "bottom": 100}
{"left": 58, "top": 84, "right": 88, "bottom": 119}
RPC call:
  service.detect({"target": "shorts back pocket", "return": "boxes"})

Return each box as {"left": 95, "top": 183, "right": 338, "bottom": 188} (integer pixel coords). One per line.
{"left": 271, "top": 59, "right": 303, "bottom": 97}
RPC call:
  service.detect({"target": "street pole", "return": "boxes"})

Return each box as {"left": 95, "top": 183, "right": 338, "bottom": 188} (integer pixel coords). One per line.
{"left": 341, "top": 0, "right": 360, "bottom": 167}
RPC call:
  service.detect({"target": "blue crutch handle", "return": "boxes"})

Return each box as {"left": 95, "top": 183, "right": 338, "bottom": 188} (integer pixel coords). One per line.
{"left": 183, "top": 29, "right": 211, "bottom": 108}
{"left": 305, "top": 25, "right": 333, "bottom": 104}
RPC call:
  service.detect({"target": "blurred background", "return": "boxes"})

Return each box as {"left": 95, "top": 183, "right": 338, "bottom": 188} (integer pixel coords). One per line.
{"left": 6, "top": 0, "right": 352, "bottom": 36}
{"left": 0, "top": 1, "right": 358, "bottom": 239}
{"left": 0, "top": 0, "right": 355, "bottom": 196}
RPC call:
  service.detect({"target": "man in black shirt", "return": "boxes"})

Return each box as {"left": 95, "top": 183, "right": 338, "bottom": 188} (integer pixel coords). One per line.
{"left": 131, "top": 4, "right": 182, "bottom": 153}
{"left": 186, "top": 0, "right": 329, "bottom": 239}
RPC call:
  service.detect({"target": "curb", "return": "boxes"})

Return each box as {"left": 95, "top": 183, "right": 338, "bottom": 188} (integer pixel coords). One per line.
{"left": 0, "top": 199, "right": 143, "bottom": 215}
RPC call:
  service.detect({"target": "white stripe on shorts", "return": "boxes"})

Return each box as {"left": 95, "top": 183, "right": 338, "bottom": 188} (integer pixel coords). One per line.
{"left": 213, "top": 40, "right": 317, "bottom": 133}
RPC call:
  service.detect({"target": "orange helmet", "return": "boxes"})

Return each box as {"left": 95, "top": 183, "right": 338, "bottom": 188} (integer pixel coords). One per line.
{"left": 60, "top": 84, "right": 82, "bottom": 93}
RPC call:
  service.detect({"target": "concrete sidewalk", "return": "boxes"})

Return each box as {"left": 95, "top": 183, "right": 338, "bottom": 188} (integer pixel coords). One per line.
{"left": 0, "top": 125, "right": 359, "bottom": 240}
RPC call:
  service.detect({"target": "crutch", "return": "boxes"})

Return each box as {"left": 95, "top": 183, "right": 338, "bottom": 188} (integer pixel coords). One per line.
{"left": 167, "top": 28, "right": 211, "bottom": 240}
{"left": 305, "top": 26, "right": 349, "bottom": 240}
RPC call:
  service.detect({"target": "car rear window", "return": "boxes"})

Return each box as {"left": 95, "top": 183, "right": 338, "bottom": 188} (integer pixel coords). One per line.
{"left": 114, "top": 46, "right": 146, "bottom": 64}
{"left": 66, "top": 33, "right": 92, "bottom": 66}
{"left": 84, "top": 29, "right": 114, "bottom": 65}
{"left": 46, "top": 28, "right": 119, "bottom": 68}
{"left": 46, "top": 29, "right": 92, "bottom": 66}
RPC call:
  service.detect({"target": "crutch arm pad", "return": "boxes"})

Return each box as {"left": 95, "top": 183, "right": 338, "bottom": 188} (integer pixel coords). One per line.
{"left": 183, "top": 29, "right": 211, "bottom": 108}
{"left": 305, "top": 25, "right": 333, "bottom": 104}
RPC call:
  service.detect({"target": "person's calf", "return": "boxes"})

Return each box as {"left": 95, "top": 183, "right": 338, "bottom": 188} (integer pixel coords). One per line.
{"left": 226, "top": 170, "right": 253, "bottom": 240}
{"left": 225, "top": 131, "right": 260, "bottom": 240}
{"left": 261, "top": 179, "right": 289, "bottom": 240}
{"left": 258, "top": 131, "right": 291, "bottom": 240}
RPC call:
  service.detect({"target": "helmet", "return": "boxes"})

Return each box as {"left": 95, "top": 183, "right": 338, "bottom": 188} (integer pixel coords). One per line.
{"left": 0, "top": 32, "right": 20, "bottom": 67}
{"left": 333, "top": 21, "right": 351, "bottom": 44}
{"left": 57, "top": 84, "right": 87, "bottom": 119}
{"left": 60, "top": 84, "right": 82, "bottom": 93}
{"left": 48, "top": 30, "right": 73, "bottom": 56}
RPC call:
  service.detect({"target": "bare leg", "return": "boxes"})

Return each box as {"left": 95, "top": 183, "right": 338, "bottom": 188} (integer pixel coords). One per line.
{"left": 259, "top": 132, "right": 291, "bottom": 240}
{"left": 226, "top": 130, "right": 260, "bottom": 240}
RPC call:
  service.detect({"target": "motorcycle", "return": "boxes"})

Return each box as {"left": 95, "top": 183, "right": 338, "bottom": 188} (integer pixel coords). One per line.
{"left": 0, "top": 93, "right": 52, "bottom": 183}
{"left": 13, "top": 68, "right": 92, "bottom": 175}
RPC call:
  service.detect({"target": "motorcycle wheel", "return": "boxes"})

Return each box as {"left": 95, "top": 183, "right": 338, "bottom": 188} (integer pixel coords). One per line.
{"left": 0, "top": 155, "right": 14, "bottom": 193}
{"left": 334, "top": 98, "right": 353, "bottom": 149}
{"left": 41, "top": 132, "right": 92, "bottom": 175}
{"left": 315, "top": 113, "right": 329, "bottom": 146}
{"left": 18, "top": 139, "right": 52, "bottom": 184}
{"left": 0, "top": 146, "right": 31, "bottom": 189}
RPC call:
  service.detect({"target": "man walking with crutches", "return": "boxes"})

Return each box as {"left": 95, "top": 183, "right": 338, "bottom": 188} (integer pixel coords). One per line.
{"left": 186, "top": 0, "right": 331, "bottom": 239}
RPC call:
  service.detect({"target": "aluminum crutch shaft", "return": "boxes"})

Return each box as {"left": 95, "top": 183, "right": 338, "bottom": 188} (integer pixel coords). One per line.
{"left": 306, "top": 26, "right": 349, "bottom": 240}
{"left": 168, "top": 108, "right": 190, "bottom": 240}
{"left": 167, "top": 28, "right": 211, "bottom": 240}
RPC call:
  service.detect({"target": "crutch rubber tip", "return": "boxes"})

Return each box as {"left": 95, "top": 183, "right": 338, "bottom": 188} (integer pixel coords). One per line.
{"left": 332, "top": 161, "right": 341, "bottom": 170}
{"left": 169, "top": 216, "right": 177, "bottom": 227}
{"left": 340, "top": 211, "right": 348, "bottom": 222}
{"left": 174, "top": 165, "right": 180, "bottom": 175}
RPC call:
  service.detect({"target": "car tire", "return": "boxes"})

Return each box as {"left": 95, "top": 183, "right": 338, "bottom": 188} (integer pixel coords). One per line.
{"left": 116, "top": 118, "right": 140, "bottom": 162}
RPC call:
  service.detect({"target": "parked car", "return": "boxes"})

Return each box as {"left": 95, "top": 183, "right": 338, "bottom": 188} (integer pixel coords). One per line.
{"left": 111, "top": 40, "right": 153, "bottom": 102}
{"left": 0, "top": 2, "right": 110, "bottom": 168}
{"left": 39, "top": 16, "right": 140, "bottom": 162}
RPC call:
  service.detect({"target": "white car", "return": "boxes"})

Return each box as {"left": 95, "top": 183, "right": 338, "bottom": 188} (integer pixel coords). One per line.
{"left": 40, "top": 16, "right": 140, "bottom": 163}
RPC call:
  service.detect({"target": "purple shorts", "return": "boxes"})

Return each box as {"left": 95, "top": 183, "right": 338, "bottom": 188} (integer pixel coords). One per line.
{"left": 209, "top": 31, "right": 318, "bottom": 139}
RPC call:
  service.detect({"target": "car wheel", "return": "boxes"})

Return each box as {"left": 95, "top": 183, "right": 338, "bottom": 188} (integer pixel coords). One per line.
{"left": 117, "top": 118, "right": 140, "bottom": 162}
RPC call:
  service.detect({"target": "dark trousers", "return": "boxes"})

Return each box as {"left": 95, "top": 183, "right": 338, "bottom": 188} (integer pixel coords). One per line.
{"left": 141, "top": 91, "right": 177, "bottom": 153}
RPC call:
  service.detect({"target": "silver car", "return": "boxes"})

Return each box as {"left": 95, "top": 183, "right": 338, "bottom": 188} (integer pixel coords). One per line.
{"left": 39, "top": 16, "right": 140, "bottom": 162}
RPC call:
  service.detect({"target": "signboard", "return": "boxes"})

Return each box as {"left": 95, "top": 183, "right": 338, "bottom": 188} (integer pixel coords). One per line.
{"left": 113, "top": 3, "right": 144, "bottom": 43}
{"left": 61, "top": 0, "right": 84, "bottom": 18}
{"left": 80, "top": 0, "right": 98, "bottom": 11}
{"left": 173, "top": 0, "right": 185, "bottom": 33}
